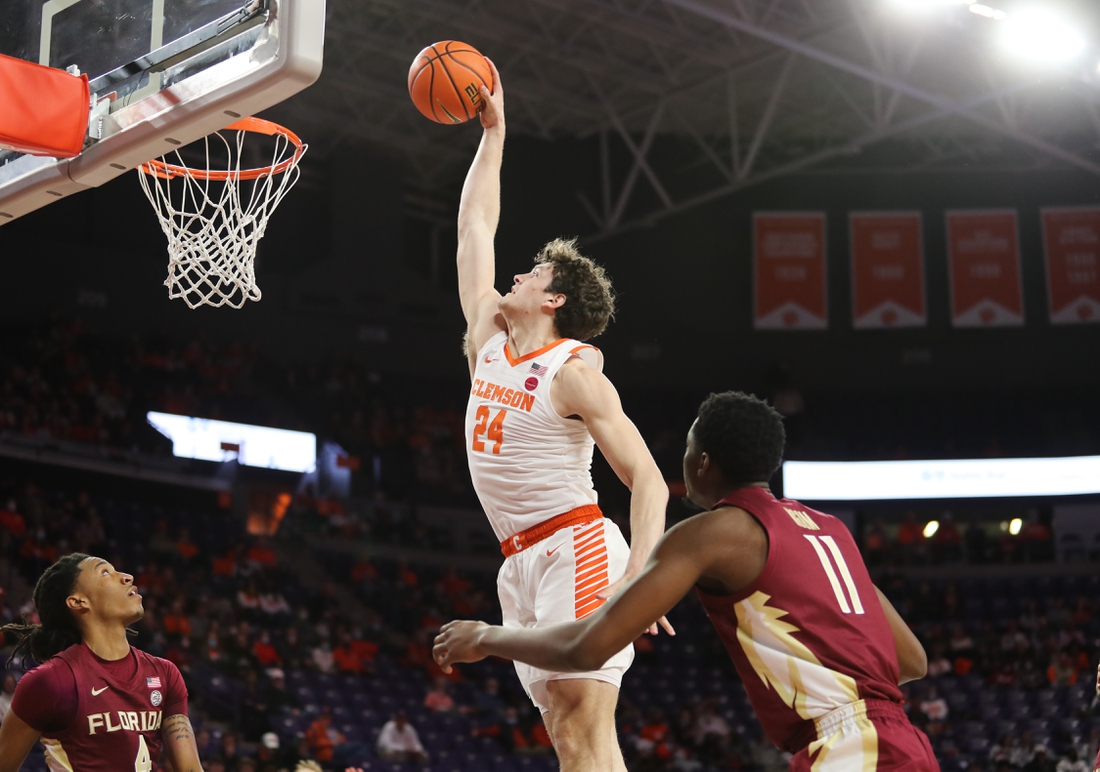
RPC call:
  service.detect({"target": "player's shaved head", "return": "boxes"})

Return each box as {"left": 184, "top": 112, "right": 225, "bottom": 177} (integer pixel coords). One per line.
{"left": 692, "top": 391, "right": 785, "bottom": 486}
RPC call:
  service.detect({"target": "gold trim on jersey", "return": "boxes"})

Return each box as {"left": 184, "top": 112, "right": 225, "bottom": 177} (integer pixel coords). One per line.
{"left": 805, "top": 701, "right": 879, "bottom": 772}
{"left": 734, "top": 591, "right": 859, "bottom": 712}
{"left": 733, "top": 591, "right": 878, "bottom": 769}
{"left": 41, "top": 737, "right": 75, "bottom": 772}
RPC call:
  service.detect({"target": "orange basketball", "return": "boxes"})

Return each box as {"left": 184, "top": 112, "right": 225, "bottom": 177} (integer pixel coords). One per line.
{"left": 408, "top": 41, "right": 493, "bottom": 124}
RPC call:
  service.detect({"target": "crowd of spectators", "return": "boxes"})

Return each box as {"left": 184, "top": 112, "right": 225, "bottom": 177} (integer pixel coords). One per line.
{"left": 4, "top": 318, "right": 1100, "bottom": 517}
{"left": 863, "top": 512, "right": 1056, "bottom": 568}
{"left": 1, "top": 318, "right": 1099, "bottom": 770}
{"left": 0, "top": 478, "right": 563, "bottom": 770}
{"left": 0, "top": 318, "right": 476, "bottom": 506}
{"left": 0, "top": 472, "right": 1097, "bottom": 771}
{"left": 879, "top": 567, "right": 1097, "bottom": 683}
{"left": 608, "top": 698, "right": 787, "bottom": 772}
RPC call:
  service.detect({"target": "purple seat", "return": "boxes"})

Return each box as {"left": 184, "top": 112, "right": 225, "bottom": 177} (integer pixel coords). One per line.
{"left": 963, "top": 737, "right": 990, "bottom": 755}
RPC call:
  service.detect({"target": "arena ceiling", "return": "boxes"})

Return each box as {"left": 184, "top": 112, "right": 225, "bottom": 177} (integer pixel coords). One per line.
{"left": 266, "top": 0, "right": 1100, "bottom": 237}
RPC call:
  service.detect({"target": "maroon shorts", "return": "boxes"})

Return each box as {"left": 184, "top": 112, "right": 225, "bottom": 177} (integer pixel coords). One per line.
{"left": 789, "top": 700, "right": 939, "bottom": 772}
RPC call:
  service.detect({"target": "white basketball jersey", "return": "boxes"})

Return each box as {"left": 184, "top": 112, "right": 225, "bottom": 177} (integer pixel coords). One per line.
{"left": 465, "top": 331, "right": 603, "bottom": 542}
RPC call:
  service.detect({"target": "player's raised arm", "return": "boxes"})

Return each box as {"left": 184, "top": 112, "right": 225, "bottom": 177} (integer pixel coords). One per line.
{"left": 457, "top": 58, "right": 508, "bottom": 360}
{"left": 552, "top": 360, "right": 672, "bottom": 632}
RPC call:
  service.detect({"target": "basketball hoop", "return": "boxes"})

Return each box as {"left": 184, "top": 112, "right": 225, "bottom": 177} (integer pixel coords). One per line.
{"left": 138, "top": 117, "right": 306, "bottom": 309}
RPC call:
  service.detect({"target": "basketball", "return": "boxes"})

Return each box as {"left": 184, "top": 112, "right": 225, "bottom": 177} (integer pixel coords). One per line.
{"left": 408, "top": 41, "right": 493, "bottom": 124}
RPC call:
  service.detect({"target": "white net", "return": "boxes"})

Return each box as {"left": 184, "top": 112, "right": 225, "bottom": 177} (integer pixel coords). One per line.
{"left": 138, "top": 121, "right": 306, "bottom": 309}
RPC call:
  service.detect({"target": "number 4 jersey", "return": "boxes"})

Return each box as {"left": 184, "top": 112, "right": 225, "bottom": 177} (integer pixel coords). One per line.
{"left": 466, "top": 331, "right": 602, "bottom": 542}
{"left": 10, "top": 642, "right": 188, "bottom": 772}
{"left": 697, "top": 486, "right": 906, "bottom": 754}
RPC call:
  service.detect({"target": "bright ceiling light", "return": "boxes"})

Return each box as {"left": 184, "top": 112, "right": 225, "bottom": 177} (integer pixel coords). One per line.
{"left": 967, "top": 4, "right": 1009, "bottom": 20}
{"left": 1009, "top": 517, "right": 1023, "bottom": 535}
{"left": 888, "top": 0, "right": 972, "bottom": 12}
{"left": 923, "top": 520, "right": 940, "bottom": 538}
{"left": 1002, "top": 8, "right": 1087, "bottom": 62}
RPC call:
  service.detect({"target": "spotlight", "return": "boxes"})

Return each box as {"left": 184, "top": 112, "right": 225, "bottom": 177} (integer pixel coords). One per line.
{"left": 1009, "top": 517, "right": 1023, "bottom": 535}
{"left": 1002, "top": 8, "right": 1087, "bottom": 62}
{"left": 969, "top": 4, "right": 1008, "bottom": 20}
{"left": 888, "top": 0, "right": 971, "bottom": 13}
{"left": 923, "top": 520, "right": 940, "bottom": 538}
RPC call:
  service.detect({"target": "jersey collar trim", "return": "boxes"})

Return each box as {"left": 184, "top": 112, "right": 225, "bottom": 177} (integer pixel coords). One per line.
{"left": 503, "top": 338, "right": 568, "bottom": 367}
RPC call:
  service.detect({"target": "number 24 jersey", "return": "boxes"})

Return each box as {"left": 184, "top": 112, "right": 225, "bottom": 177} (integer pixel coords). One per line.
{"left": 465, "top": 331, "right": 603, "bottom": 543}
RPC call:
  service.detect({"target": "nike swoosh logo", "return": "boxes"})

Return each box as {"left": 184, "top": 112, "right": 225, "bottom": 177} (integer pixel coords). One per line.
{"left": 484, "top": 357, "right": 493, "bottom": 364}
{"left": 92, "top": 686, "right": 109, "bottom": 696}
{"left": 546, "top": 545, "right": 562, "bottom": 557}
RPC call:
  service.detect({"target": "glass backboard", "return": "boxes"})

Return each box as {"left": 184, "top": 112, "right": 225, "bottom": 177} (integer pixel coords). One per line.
{"left": 0, "top": 0, "right": 324, "bottom": 223}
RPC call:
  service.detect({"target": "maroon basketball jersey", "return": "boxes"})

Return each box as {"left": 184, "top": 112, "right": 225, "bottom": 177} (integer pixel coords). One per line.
{"left": 26, "top": 644, "right": 186, "bottom": 772}
{"left": 696, "top": 487, "right": 903, "bottom": 753}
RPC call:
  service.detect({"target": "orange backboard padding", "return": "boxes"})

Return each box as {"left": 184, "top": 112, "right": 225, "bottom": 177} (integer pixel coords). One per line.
{"left": 0, "top": 53, "right": 89, "bottom": 158}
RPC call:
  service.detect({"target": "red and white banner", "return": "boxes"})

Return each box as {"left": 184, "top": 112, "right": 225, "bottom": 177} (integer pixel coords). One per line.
{"left": 1041, "top": 207, "right": 1100, "bottom": 324}
{"left": 753, "top": 212, "right": 827, "bottom": 329}
{"left": 849, "top": 212, "right": 926, "bottom": 329}
{"left": 945, "top": 209, "right": 1024, "bottom": 327}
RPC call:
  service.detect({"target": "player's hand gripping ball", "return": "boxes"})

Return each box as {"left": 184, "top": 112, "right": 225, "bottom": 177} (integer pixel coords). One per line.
{"left": 408, "top": 41, "right": 494, "bottom": 124}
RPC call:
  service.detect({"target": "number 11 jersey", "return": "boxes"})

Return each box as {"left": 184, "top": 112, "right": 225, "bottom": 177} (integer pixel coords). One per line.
{"left": 697, "top": 486, "right": 905, "bottom": 754}
{"left": 465, "top": 331, "right": 602, "bottom": 543}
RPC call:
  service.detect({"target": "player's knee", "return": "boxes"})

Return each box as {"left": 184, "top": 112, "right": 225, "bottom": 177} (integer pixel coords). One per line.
{"left": 548, "top": 712, "right": 601, "bottom": 757}
{"left": 547, "top": 702, "right": 613, "bottom": 748}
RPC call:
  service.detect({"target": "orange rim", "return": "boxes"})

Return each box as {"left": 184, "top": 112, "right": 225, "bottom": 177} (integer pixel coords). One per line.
{"left": 139, "top": 117, "right": 305, "bottom": 181}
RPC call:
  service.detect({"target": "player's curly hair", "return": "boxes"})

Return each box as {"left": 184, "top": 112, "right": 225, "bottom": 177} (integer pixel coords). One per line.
{"left": 538, "top": 238, "right": 615, "bottom": 341}
{"left": 693, "top": 391, "right": 786, "bottom": 486}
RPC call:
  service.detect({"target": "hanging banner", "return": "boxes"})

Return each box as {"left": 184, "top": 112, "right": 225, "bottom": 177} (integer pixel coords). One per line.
{"left": 849, "top": 211, "right": 926, "bottom": 329}
{"left": 945, "top": 209, "right": 1024, "bottom": 327}
{"left": 1041, "top": 207, "right": 1100, "bottom": 324}
{"left": 753, "top": 212, "right": 827, "bottom": 329}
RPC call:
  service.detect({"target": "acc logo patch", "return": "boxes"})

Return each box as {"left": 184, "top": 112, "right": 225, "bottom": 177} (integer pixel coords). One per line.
{"left": 150, "top": 690, "right": 163, "bottom": 707}
{"left": 524, "top": 377, "right": 538, "bottom": 391}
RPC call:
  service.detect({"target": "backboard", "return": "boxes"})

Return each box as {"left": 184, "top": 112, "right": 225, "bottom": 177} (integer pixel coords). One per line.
{"left": 0, "top": 0, "right": 324, "bottom": 223}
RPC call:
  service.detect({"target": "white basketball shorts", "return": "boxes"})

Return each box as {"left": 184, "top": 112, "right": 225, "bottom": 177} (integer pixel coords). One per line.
{"left": 496, "top": 516, "right": 636, "bottom": 712}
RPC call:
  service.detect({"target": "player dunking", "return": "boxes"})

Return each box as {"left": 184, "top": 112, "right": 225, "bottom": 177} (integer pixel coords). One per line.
{"left": 0, "top": 553, "right": 202, "bottom": 772}
{"left": 436, "top": 392, "right": 939, "bottom": 771}
{"left": 456, "top": 60, "right": 672, "bottom": 772}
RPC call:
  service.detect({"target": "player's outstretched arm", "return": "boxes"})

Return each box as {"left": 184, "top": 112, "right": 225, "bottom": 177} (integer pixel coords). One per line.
{"left": 457, "top": 58, "right": 507, "bottom": 363}
{"left": 162, "top": 714, "right": 204, "bottom": 772}
{"left": 552, "top": 361, "right": 670, "bottom": 630}
{"left": 0, "top": 710, "right": 41, "bottom": 772}
{"left": 874, "top": 585, "right": 927, "bottom": 685}
{"left": 435, "top": 516, "right": 724, "bottom": 673}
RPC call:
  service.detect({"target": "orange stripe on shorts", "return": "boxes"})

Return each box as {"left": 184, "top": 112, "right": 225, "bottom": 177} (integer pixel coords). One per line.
{"left": 574, "top": 530, "right": 605, "bottom": 554}
{"left": 574, "top": 521, "right": 609, "bottom": 619}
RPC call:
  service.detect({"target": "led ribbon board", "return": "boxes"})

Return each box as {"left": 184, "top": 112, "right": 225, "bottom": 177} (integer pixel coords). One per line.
{"left": 782, "top": 456, "right": 1100, "bottom": 501}
{"left": 147, "top": 412, "right": 316, "bottom": 473}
